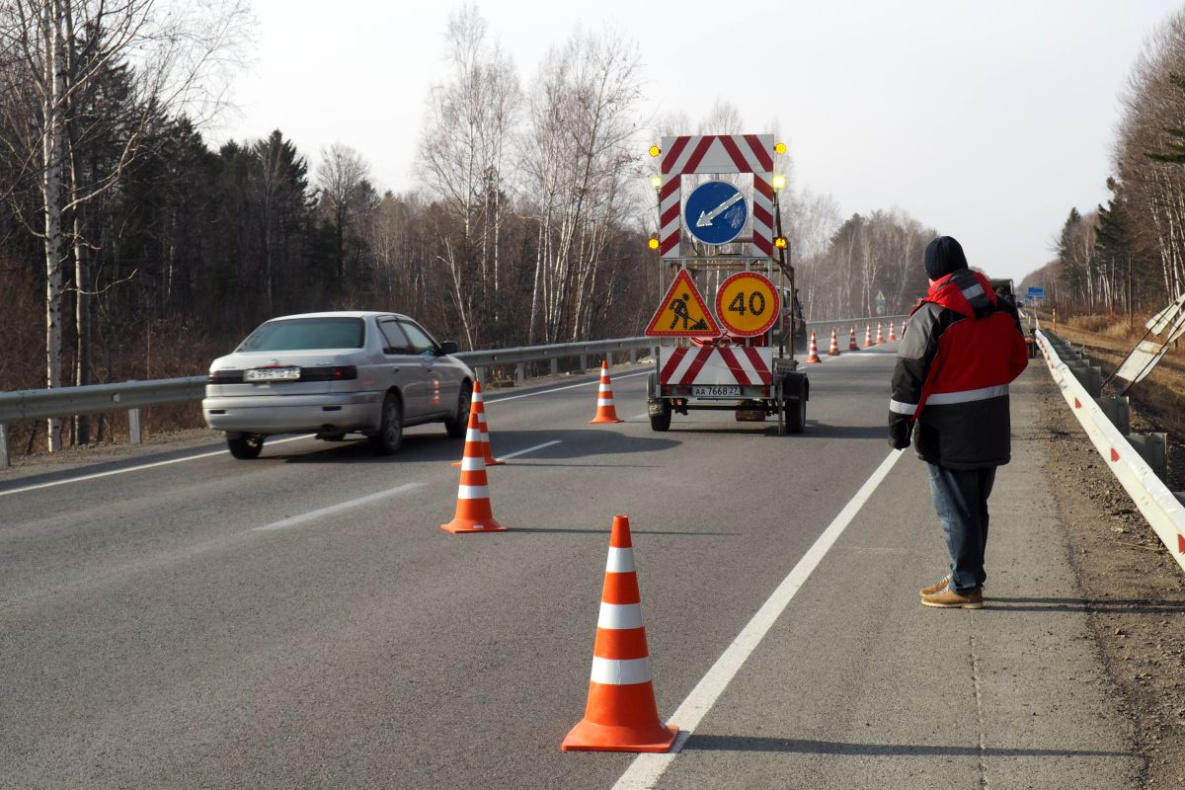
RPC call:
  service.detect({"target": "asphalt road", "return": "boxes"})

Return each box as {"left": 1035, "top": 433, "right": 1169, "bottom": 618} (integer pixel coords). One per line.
{"left": 0, "top": 347, "right": 1138, "bottom": 789}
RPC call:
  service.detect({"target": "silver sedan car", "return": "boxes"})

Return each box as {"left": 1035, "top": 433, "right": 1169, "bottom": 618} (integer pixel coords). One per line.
{"left": 203, "top": 311, "right": 474, "bottom": 459}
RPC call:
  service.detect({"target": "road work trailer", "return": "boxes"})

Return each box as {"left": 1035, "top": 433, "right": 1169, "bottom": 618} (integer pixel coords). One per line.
{"left": 644, "top": 134, "right": 809, "bottom": 436}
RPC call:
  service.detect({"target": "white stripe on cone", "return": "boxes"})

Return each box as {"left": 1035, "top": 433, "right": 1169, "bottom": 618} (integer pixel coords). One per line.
{"left": 606, "top": 547, "right": 636, "bottom": 573}
{"left": 457, "top": 485, "right": 490, "bottom": 499}
{"left": 597, "top": 602, "right": 645, "bottom": 630}
{"left": 590, "top": 656, "right": 653, "bottom": 685}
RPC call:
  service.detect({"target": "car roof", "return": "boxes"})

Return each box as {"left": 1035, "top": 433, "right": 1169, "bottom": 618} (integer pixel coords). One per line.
{"left": 265, "top": 311, "right": 412, "bottom": 322}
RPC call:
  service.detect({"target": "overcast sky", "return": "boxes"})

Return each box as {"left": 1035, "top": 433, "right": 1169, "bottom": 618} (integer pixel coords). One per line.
{"left": 214, "top": 0, "right": 1185, "bottom": 284}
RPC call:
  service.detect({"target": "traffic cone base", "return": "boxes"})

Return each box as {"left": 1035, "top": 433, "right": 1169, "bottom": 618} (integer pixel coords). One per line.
{"left": 590, "top": 361, "right": 624, "bottom": 424}
{"left": 442, "top": 516, "right": 506, "bottom": 534}
{"left": 562, "top": 717, "right": 678, "bottom": 753}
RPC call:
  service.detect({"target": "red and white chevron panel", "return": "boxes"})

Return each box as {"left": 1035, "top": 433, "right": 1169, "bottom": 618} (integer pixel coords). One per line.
{"left": 658, "top": 134, "right": 775, "bottom": 260}
{"left": 658, "top": 346, "right": 773, "bottom": 387}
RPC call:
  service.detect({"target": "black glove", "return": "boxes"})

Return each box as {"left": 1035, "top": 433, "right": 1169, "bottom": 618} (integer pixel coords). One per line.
{"left": 888, "top": 418, "right": 913, "bottom": 450}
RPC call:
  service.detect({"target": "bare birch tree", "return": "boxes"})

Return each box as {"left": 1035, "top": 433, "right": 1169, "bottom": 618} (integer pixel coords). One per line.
{"left": 0, "top": 0, "right": 250, "bottom": 450}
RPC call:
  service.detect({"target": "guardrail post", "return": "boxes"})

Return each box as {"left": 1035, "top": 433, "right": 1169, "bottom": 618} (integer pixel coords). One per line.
{"left": 1128, "top": 432, "right": 1168, "bottom": 482}
{"left": 1095, "top": 397, "right": 1131, "bottom": 436}
{"left": 0, "top": 423, "right": 9, "bottom": 468}
{"left": 628, "top": 348, "right": 636, "bottom": 364}
{"left": 579, "top": 354, "right": 587, "bottom": 372}
{"left": 550, "top": 359, "right": 559, "bottom": 376}
{"left": 129, "top": 408, "right": 142, "bottom": 445}
{"left": 515, "top": 363, "right": 525, "bottom": 386}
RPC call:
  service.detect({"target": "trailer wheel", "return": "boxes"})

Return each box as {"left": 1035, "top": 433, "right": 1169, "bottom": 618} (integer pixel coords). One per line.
{"left": 785, "top": 396, "right": 806, "bottom": 434}
{"left": 649, "top": 400, "right": 672, "bottom": 432}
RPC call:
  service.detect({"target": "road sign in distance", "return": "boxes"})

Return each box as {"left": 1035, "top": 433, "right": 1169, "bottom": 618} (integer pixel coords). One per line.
{"left": 645, "top": 270, "right": 721, "bottom": 337}
{"left": 1027, "top": 286, "right": 1045, "bottom": 300}
{"left": 715, "top": 272, "right": 780, "bottom": 337}
{"left": 684, "top": 180, "right": 747, "bottom": 246}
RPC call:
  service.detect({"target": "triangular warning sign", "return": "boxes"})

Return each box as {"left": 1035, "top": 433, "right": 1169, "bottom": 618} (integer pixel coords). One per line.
{"left": 645, "top": 270, "right": 720, "bottom": 337}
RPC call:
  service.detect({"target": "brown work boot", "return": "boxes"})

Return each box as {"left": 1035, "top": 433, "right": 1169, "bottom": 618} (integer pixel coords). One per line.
{"left": 920, "top": 574, "right": 951, "bottom": 597}
{"left": 921, "top": 585, "right": 984, "bottom": 609}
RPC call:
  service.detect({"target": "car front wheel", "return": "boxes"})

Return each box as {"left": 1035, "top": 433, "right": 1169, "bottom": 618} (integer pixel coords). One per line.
{"left": 227, "top": 434, "right": 265, "bottom": 459}
{"left": 369, "top": 393, "right": 404, "bottom": 455}
{"left": 445, "top": 381, "right": 473, "bottom": 438}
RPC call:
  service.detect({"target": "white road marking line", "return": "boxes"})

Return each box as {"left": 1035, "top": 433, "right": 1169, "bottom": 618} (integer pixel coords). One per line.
{"left": 612, "top": 449, "right": 907, "bottom": 790}
{"left": 0, "top": 435, "right": 315, "bottom": 498}
{"left": 254, "top": 482, "right": 424, "bottom": 532}
{"left": 630, "top": 413, "right": 650, "bottom": 421}
{"left": 498, "top": 440, "right": 561, "bottom": 460}
{"left": 485, "top": 370, "right": 650, "bottom": 404}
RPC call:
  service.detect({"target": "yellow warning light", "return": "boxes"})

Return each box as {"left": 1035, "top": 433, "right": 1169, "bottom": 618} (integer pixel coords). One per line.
{"left": 775, "top": 236, "right": 788, "bottom": 249}
{"left": 648, "top": 145, "right": 661, "bottom": 157}
{"left": 650, "top": 175, "right": 662, "bottom": 189}
{"left": 772, "top": 174, "right": 786, "bottom": 190}
{"left": 648, "top": 237, "right": 660, "bottom": 250}
{"left": 774, "top": 142, "right": 787, "bottom": 155}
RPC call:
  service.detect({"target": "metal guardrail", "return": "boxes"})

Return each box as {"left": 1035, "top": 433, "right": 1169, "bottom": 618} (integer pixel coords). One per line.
{"left": 0, "top": 319, "right": 896, "bottom": 467}
{"left": 1037, "top": 328, "right": 1185, "bottom": 576}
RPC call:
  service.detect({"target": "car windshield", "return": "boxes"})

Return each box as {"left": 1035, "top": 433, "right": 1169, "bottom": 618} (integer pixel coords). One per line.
{"left": 237, "top": 318, "right": 365, "bottom": 352}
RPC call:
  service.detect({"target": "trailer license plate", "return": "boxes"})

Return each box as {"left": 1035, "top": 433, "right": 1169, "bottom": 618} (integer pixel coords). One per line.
{"left": 692, "top": 385, "right": 741, "bottom": 397}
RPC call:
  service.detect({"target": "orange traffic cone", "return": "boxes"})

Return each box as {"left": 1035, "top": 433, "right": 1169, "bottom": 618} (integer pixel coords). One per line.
{"left": 875, "top": 322, "right": 884, "bottom": 345}
{"left": 888, "top": 321, "right": 897, "bottom": 342}
{"left": 589, "top": 361, "right": 624, "bottom": 424}
{"left": 562, "top": 515, "right": 678, "bottom": 753}
{"left": 452, "top": 381, "right": 503, "bottom": 468}
{"left": 441, "top": 403, "right": 505, "bottom": 534}
{"left": 864, "top": 323, "right": 872, "bottom": 347}
{"left": 848, "top": 325, "right": 860, "bottom": 351}
{"left": 806, "top": 331, "right": 822, "bottom": 363}
{"left": 827, "top": 327, "right": 841, "bottom": 356}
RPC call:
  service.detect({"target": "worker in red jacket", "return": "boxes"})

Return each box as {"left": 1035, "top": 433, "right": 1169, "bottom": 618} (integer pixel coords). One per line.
{"left": 889, "top": 236, "right": 1029, "bottom": 608}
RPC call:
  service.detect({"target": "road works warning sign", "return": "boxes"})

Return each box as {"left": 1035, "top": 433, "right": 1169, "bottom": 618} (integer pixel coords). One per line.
{"left": 645, "top": 270, "right": 720, "bottom": 337}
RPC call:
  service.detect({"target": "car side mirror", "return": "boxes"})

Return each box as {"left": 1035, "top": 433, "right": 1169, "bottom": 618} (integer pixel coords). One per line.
{"left": 440, "top": 340, "right": 459, "bottom": 355}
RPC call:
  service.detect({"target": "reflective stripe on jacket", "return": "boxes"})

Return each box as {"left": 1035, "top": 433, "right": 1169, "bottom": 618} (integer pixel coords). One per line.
{"left": 889, "top": 270, "right": 1029, "bottom": 469}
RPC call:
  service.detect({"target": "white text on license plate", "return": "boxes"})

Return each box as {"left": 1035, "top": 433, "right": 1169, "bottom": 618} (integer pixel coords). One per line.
{"left": 246, "top": 367, "right": 301, "bottom": 382}
{"left": 693, "top": 385, "right": 741, "bottom": 397}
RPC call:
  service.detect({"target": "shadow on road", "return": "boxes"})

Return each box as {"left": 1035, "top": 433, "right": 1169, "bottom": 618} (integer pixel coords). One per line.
{"left": 684, "top": 734, "right": 1128, "bottom": 758}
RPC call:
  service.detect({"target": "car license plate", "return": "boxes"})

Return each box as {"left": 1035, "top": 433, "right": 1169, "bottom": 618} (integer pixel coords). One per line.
{"left": 692, "top": 385, "right": 741, "bottom": 397}
{"left": 245, "top": 366, "right": 301, "bottom": 382}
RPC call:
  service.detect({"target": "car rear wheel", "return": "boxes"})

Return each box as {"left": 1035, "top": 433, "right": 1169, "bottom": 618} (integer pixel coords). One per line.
{"left": 227, "top": 434, "right": 265, "bottom": 459}
{"left": 785, "top": 396, "right": 806, "bottom": 434}
{"left": 445, "top": 380, "right": 472, "bottom": 438}
{"left": 369, "top": 394, "right": 403, "bottom": 455}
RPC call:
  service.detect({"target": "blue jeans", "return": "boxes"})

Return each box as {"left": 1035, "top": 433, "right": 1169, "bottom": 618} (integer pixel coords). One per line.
{"left": 926, "top": 464, "right": 996, "bottom": 593}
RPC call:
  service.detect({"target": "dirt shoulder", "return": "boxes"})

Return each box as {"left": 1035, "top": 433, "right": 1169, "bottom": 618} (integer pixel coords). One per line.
{"left": 1034, "top": 362, "right": 1185, "bottom": 787}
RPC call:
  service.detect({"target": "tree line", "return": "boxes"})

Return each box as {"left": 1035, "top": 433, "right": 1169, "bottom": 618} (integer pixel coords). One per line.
{"left": 1021, "top": 9, "right": 1185, "bottom": 318}
{"left": 0, "top": 1, "right": 941, "bottom": 456}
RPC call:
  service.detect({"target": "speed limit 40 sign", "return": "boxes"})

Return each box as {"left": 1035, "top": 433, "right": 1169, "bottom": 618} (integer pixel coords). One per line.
{"left": 715, "top": 271, "right": 780, "bottom": 337}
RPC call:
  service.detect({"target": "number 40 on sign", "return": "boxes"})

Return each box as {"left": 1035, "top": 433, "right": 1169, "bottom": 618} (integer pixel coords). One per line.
{"left": 715, "top": 272, "right": 780, "bottom": 337}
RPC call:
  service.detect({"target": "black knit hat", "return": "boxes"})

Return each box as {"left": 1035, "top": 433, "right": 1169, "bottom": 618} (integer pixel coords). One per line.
{"left": 924, "top": 236, "right": 968, "bottom": 281}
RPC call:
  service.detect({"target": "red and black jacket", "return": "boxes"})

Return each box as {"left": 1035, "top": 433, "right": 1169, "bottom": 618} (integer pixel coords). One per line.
{"left": 889, "top": 270, "right": 1029, "bottom": 469}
